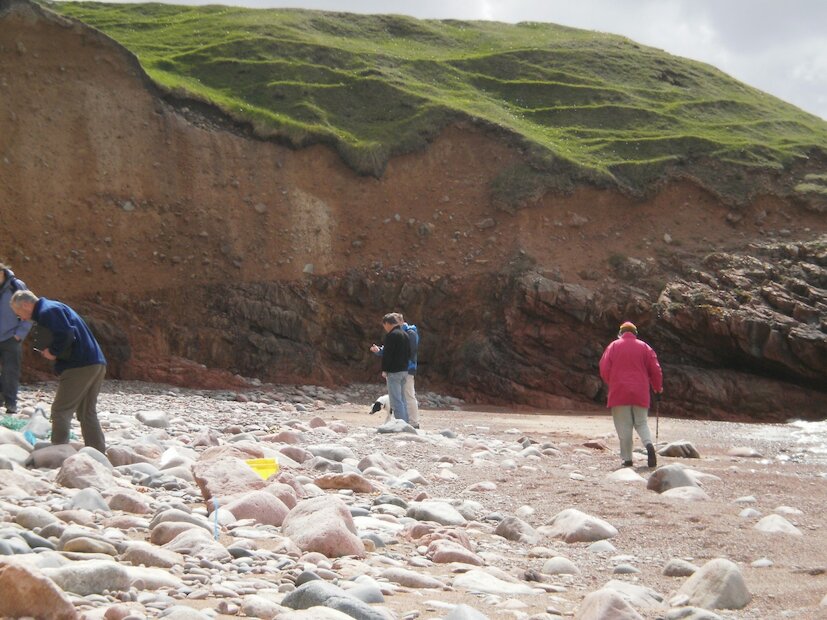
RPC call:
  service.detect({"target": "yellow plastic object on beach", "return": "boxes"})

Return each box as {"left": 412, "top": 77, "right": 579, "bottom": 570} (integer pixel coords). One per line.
{"left": 245, "top": 458, "right": 279, "bottom": 480}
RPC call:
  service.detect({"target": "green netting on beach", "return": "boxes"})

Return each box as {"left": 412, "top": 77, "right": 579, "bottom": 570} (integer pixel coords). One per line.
{"left": 0, "top": 414, "right": 71, "bottom": 440}
{"left": 0, "top": 416, "right": 27, "bottom": 431}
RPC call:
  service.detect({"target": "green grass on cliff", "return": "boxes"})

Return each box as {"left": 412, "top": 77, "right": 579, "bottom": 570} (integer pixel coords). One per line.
{"left": 47, "top": 1, "right": 827, "bottom": 199}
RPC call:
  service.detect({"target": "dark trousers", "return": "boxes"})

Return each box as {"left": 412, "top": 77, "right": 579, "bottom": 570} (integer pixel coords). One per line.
{"left": 0, "top": 337, "right": 22, "bottom": 410}
{"left": 51, "top": 364, "right": 106, "bottom": 453}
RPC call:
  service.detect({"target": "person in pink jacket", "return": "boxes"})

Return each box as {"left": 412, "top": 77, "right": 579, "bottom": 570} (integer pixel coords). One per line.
{"left": 599, "top": 321, "right": 663, "bottom": 468}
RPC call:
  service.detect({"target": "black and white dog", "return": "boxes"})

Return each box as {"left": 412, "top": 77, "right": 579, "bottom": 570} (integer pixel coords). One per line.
{"left": 369, "top": 394, "right": 394, "bottom": 423}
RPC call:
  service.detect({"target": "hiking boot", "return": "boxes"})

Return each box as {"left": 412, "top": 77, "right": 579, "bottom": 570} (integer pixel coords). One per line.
{"left": 5, "top": 406, "right": 17, "bottom": 415}
{"left": 646, "top": 443, "right": 657, "bottom": 468}
{"left": 621, "top": 460, "right": 633, "bottom": 468}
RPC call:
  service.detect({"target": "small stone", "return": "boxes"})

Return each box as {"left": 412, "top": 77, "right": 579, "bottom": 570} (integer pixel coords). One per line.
{"left": 663, "top": 558, "right": 698, "bottom": 577}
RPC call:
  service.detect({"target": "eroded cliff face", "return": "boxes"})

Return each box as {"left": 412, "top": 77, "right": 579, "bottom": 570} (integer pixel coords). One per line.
{"left": 1, "top": 0, "right": 825, "bottom": 419}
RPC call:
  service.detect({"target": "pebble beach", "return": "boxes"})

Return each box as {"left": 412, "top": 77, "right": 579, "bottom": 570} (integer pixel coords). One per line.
{"left": 1, "top": 380, "right": 826, "bottom": 620}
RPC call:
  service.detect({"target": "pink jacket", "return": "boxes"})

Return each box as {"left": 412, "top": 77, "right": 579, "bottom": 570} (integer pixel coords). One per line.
{"left": 599, "top": 332, "right": 663, "bottom": 408}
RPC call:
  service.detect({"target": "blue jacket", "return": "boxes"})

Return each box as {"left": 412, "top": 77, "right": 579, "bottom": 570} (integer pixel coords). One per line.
{"left": 0, "top": 269, "right": 32, "bottom": 342}
{"left": 32, "top": 297, "right": 106, "bottom": 374}
{"left": 403, "top": 323, "right": 419, "bottom": 375}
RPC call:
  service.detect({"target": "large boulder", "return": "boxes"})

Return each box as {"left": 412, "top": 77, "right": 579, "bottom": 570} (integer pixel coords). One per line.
{"left": 306, "top": 444, "right": 356, "bottom": 462}
{"left": 55, "top": 452, "right": 119, "bottom": 491}
{"left": 314, "top": 472, "right": 376, "bottom": 494}
{"left": 542, "top": 508, "right": 618, "bottom": 543}
{"left": 135, "top": 410, "right": 170, "bottom": 428}
{"left": 357, "top": 452, "right": 405, "bottom": 475}
{"left": 191, "top": 456, "right": 266, "bottom": 504}
{"left": 0, "top": 468, "right": 51, "bottom": 496}
{"left": 0, "top": 560, "right": 78, "bottom": 620}
{"left": 576, "top": 587, "right": 643, "bottom": 620}
{"left": 107, "top": 489, "right": 152, "bottom": 514}
{"left": 452, "top": 569, "right": 537, "bottom": 596}
{"left": 658, "top": 441, "right": 701, "bottom": 458}
{"left": 754, "top": 514, "right": 802, "bottom": 536}
{"left": 262, "top": 481, "right": 299, "bottom": 508}
{"left": 406, "top": 500, "right": 467, "bottom": 526}
{"left": 647, "top": 464, "right": 700, "bottom": 493}
{"left": 281, "top": 580, "right": 385, "bottom": 620}
{"left": 223, "top": 490, "right": 290, "bottom": 526}
{"left": 41, "top": 560, "right": 131, "bottom": 596}
{"left": 282, "top": 496, "right": 365, "bottom": 558}
{"left": 25, "top": 443, "right": 78, "bottom": 469}
{"left": 427, "top": 539, "right": 484, "bottom": 565}
{"left": 162, "top": 528, "right": 231, "bottom": 562}
{"left": 378, "top": 567, "right": 445, "bottom": 589}
{"left": 674, "top": 558, "right": 751, "bottom": 610}
{"left": 15, "top": 506, "right": 59, "bottom": 529}
{"left": 150, "top": 522, "right": 204, "bottom": 546}
{"left": 494, "top": 515, "right": 540, "bottom": 544}
{"left": 120, "top": 541, "right": 185, "bottom": 569}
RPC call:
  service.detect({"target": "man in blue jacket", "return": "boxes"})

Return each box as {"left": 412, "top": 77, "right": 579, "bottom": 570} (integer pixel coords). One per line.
{"left": 393, "top": 313, "right": 419, "bottom": 428}
{"left": 0, "top": 264, "right": 32, "bottom": 413}
{"left": 11, "top": 290, "right": 107, "bottom": 453}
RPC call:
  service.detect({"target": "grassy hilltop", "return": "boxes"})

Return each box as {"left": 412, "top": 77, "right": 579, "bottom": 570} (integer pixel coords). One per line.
{"left": 47, "top": 2, "right": 827, "bottom": 202}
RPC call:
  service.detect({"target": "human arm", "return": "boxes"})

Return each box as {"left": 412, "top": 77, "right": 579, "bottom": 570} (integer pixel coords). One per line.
{"left": 14, "top": 319, "right": 32, "bottom": 341}
{"left": 598, "top": 343, "right": 613, "bottom": 385}
{"left": 380, "top": 334, "right": 395, "bottom": 372}
{"left": 647, "top": 346, "right": 663, "bottom": 394}
{"left": 406, "top": 327, "right": 418, "bottom": 371}
{"left": 38, "top": 306, "right": 75, "bottom": 359}
{"left": 10, "top": 279, "right": 33, "bottom": 341}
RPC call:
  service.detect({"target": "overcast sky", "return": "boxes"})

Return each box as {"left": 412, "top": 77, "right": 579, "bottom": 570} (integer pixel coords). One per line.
{"left": 106, "top": 0, "right": 827, "bottom": 120}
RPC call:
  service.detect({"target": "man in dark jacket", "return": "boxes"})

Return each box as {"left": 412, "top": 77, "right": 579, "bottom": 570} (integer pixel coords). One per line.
{"left": 11, "top": 290, "right": 107, "bottom": 453}
{"left": 379, "top": 312, "right": 410, "bottom": 424}
{"left": 0, "top": 264, "right": 32, "bottom": 413}
{"left": 369, "top": 312, "right": 421, "bottom": 428}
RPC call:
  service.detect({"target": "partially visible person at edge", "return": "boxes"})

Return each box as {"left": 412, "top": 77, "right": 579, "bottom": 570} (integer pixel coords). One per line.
{"left": 370, "top": 313, "right": 420, "bottom": 428}
{"left": 376, "top": 312, "right": 410, "bottom": 424}
{"left": 10, "top": 290, "right": 107, "bottom": 453}
{"left": 0, "top": 264, "right": 32, "bottom": 414}
{"left": 599, "top": 321, "right": 663, "bottom": 469}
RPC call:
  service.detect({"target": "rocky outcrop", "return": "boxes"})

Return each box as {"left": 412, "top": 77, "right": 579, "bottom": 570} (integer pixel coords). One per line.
{"left": 112, "top": 250, "right": 826, "bottom": 419}
{"left": 659, "top": 238, "right": 826, "bottom": 383}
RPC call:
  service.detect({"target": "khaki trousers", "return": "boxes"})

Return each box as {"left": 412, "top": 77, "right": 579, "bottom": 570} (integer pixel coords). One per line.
{"left": 611, "top": 405, "right": 653, "bottom": 462}
{"left": 403, "top": 374, "right": 419, "bottom": 426}
{"left": 51, "top": 364, "right": 106, "bottom": 453}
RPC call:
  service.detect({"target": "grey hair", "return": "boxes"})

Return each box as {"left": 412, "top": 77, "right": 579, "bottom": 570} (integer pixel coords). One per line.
{"left": 10, "top": 290, "right": 38, "bottom": 306}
